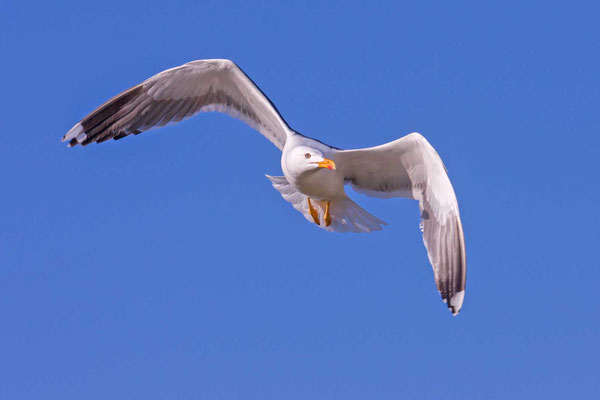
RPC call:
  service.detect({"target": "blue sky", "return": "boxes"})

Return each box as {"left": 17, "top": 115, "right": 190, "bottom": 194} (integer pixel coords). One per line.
{"left": 1, "top": 1, "right": 599, "bottom": 398}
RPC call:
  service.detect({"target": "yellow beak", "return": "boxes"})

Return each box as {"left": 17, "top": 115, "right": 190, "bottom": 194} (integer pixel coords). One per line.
{"left": 315, "top": 158, "right": 336, "bottom": 170}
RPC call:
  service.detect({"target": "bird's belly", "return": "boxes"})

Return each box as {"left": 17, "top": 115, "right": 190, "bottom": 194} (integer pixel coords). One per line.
{"left": 293, "top": 169, "right": 344, "bottom": 200}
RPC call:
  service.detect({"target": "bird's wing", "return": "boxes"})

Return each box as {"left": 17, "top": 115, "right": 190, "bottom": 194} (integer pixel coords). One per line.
{"left": 336, "top": 133, "right": 466, "bottom": 315}
{"left": 62, "top": 59, "right": 292, "bottom": 150}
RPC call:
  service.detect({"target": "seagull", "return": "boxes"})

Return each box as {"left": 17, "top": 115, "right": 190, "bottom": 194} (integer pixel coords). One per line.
{"left": 63, "top": 59, "right": 466, "bottom": 315}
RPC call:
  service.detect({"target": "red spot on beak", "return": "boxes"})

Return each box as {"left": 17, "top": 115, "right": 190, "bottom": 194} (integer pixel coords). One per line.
{"left": 315, "top": 158, "right": 336, "bottom": 170}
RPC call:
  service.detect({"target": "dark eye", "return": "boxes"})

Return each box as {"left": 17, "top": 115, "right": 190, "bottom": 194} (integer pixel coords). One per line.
{"left": 305, "top": 153, "right": 311, "bottom": 159}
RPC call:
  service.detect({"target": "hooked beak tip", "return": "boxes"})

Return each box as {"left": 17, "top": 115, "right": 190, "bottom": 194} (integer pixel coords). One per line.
{"left": 315, "top": 158, "right": 336, "bottom": 170}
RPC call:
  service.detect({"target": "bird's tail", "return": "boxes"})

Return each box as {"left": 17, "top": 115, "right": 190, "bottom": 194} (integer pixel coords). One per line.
{"left": 266, "top": 175, "right": 387, "bottom": 233}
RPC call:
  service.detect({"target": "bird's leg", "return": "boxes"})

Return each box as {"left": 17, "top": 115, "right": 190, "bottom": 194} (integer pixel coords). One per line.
{"left": 324, "top": 201, "right": 332, "bottom": 227}
{"left": 307, "top": 197, "right": 320, "bottom": 225}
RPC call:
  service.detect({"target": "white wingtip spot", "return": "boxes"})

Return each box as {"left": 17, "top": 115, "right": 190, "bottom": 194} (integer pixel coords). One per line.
{"left": 76, "top": 133, "right": 88, "bottom": 143}
{"left": 63, "top": 123, "right": 83, "bottom": 142}
{"left": 450, "top": 290, "right": 465, "bottom": 315}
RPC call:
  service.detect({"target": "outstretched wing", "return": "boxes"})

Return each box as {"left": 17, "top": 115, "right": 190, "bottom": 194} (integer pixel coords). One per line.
{"left": 62, "top": 59, "right": 292, "bottom": 150}
{"left": 336, "top": 133, "right": 466, "bottom": 315}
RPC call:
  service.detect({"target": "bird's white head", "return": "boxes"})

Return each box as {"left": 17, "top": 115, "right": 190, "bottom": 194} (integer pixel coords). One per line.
{"left": 285, "top": 146, "right": 336, "bottom": 177}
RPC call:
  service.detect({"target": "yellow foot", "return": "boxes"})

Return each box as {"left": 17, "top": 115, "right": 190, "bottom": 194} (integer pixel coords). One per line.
{"left": 324, "top": 201, "right": 332, "bottom": 227}
{"left": 307, "top": 197, "right": 320, "bottom": 225}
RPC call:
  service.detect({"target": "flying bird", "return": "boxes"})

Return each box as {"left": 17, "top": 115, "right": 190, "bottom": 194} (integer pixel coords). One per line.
{"left": 63, "top": 59, "right": 466, "bottom": 315}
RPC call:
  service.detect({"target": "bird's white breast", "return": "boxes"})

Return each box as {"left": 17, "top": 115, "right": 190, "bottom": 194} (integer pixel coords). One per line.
{"left": 284, "top": 165, "right": 344, "bottom": 200}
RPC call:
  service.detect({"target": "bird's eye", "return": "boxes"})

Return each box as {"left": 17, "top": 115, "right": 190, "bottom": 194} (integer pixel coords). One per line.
{"left": 305, "top": 153, "right": 311, "bottom": 159}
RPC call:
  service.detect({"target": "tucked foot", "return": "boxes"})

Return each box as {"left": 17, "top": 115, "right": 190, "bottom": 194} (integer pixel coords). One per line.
{"left": 307, "top": 197, "right": 320, "bottom": 225}
{"left": 324, "top": 201, "right": 332, "bottom": 227}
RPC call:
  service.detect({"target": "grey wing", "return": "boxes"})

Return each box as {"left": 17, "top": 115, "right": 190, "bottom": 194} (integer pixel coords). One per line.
{"left": 62, "top": 59, "right": 292, "bottom": 150}
{"left": 336, "top": 133, "right": 466, "bottom": 315}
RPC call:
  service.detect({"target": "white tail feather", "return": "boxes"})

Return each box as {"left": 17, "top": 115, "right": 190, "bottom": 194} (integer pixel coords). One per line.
{"left": 266, "top": 175, "right": 386, "bottom": 233}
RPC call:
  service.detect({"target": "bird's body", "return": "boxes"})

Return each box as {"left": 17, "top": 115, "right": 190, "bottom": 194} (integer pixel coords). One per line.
{"left": 63, "top": 59, "right": 467, "bottom": 315}
{"left": 282, "top": 136, "right": 343, "bottom": 201}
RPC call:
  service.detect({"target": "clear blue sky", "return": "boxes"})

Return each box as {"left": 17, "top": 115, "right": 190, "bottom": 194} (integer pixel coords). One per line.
{"left": 1, "top": 1, "right": 599, "bottom": 398}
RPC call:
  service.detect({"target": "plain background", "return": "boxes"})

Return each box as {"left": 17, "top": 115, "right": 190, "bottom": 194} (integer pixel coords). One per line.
{"left": 1, "top": 1, "right": 599, "bottom": 399}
